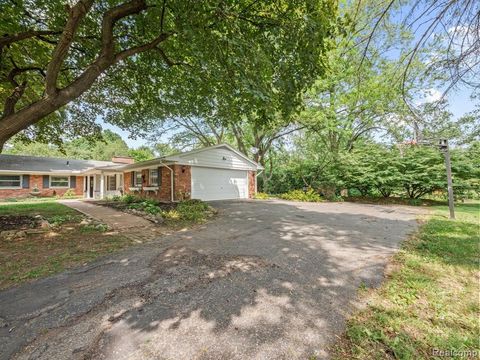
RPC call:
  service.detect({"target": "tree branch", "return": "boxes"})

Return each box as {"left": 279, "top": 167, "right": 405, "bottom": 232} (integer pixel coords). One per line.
{"left": 115, "top": 33, "right": 171, "bottom": 62}
{"left": 155, "top": 46, "right": 188, "bottom": 67}
{"left": 0, "top": 0, "right": 173, "bottom": 148}
{"left": 45, "top": 0, "right": 94, "bottom": 96}
{"left": 0, "top": 30, "right": 61, "bottom": 50}
{"left": 3, "top": 81, "right": 27, "bottom": 118}
{"left": 6, "top": 66, "right": 45, "bottom": 86}
{"left": 160, "top": 0, "right": 167, "bottom": 32}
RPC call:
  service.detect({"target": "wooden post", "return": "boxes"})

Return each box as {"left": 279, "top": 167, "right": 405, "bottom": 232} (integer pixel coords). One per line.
{"left": 439, "top": 139, "right": 455, "bottom": 220}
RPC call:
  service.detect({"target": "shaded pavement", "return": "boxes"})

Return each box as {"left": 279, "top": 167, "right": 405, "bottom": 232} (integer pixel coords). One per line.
{"left": 58, "top": 200, "right": 153, "bottom": 230}
{"left": 0, "top": 200, "right": 424, "bottom": 359}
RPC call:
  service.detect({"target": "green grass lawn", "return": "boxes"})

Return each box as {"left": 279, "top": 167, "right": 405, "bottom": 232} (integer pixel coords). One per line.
{"left": 0, "top": 201, "right": 79, "bottom": 218}
{"left": 334, "top": 202, "right": 480, "bottom": 359}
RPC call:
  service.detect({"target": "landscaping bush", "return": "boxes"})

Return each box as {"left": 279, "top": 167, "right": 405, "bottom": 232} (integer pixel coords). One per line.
{"left": 175, "top": 199, "right": 211, "bottom": 222}
{"left": 122, "top": 193, "right": 138, "bottom": 204}
{"left": 162, "top": 200, "right": 212, "bottom": 223}
{"left": 126, "top": 199, "right": 162, "bottom": 215}
{"left": 264, "top": 142, "right": 480, "bottom": 201}
{"left": 60, "top": 189, "right": 77, "bottom": 199}
{"left": 254, "top": 192, "right": 270, "bottom": 200}
{"left": 279, "top": 189, "right": 322, "bottom": 202}
{"left": 143, "top": 201, "right": 162, "bottom": 215}
{"left": 162, "top": 209, "right": 181, "bottom": 221}
{"left": 116, "top": 198, "right": 213, "bottom": 224}
{"left": 80, "top": 223, "right": 108, "bottom": 233}
{"left": 48, "top": 214, "right": 79, "bottom": 225}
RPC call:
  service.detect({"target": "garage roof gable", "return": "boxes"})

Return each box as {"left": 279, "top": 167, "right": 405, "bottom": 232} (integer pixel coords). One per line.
{"left": 166, "top": 144, "right": 263, "bottom": 171}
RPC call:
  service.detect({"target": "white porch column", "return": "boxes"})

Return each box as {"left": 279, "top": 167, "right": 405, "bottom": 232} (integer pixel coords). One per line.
{"left": 86, "top": 176, "right": 91, "bottom": 199}
{"left": 100, "top": 173, "right": 105, "bottom": 199}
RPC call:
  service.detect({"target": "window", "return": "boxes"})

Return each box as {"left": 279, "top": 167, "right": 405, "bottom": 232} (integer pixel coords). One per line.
{"left": 135, "top": 171, "right": 143, "bottom": 187}
{"left": 50, "top": 176, "right": 69, "bottom": 188}
{"left": 107, "top": 175, "right": 117, "bottom": 191}
{"left": 0, "top": 175, "right": 21, "bottom": 188}
{"left": 149, "top": 169, "right": 158, "bottom": 186}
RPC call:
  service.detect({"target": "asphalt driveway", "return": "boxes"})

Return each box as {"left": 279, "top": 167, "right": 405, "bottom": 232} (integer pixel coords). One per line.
{"left": 0, "top": 200, "right": 423, "bottom": 359}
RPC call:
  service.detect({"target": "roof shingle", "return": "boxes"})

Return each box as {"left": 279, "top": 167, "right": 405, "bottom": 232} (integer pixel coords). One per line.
{"left": 0, "top": 154, "right": 116, "bottom": 173}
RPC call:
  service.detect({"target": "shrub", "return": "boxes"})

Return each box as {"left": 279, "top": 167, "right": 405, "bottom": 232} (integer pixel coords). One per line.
{"left": 143, "top": 202, "right": 161, "bottom": 215}
{"left": 279, "top": 189, "right": 322, "bottom": 202}
{"left": 127, "top": 202, "right": 142, "bottom": 210}
{"left": 172, "top": 199, "right": 211, "bottom": 222}
{"left": 122, "top": 193, "right": 138, "bottom": 204}
{"left": 254, "top": 192, "right": 270, "bottom": 200}
{"left": 61, "top": 189, "right": 77, "bottom": 199}
{"left": 162, "top": 209, "right": 180, "bottom": 221}
{"left": 126, "top": 200, "right": 161, "bottom": 215}
{"left": 80, "top": 223, "right": 108, "bottom": 232}
{"left": 48, "top": 214, "right": 78, "bottom": 225}
{"left": 123, "top": 198, "right": 213, "bottom": 224}
{"left": 327, "top": 194, "right": 344, "bottom": 202}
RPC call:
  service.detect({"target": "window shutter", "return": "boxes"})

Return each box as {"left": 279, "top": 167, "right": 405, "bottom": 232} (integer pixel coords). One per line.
{"left": 158, "top": 167, "right": 162, "bottom": 186}
{"left": 43, "top": 175, "right": 50, "bottom": 188}
{"left": 22, "top": 175, "right": 30, "bottom": 189}
{"left": 131, "top": 171, "right": 135, "bottom": 186}
{"left": 70, "top": 176, "right": 76, "bottom": 188}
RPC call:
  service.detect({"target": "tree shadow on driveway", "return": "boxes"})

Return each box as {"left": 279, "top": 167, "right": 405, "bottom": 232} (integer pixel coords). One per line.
{"left": 0, "top": 200, "right": 423, "bottom": 360}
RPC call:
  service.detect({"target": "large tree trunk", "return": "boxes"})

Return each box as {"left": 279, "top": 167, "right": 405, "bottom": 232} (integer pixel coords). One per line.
{"left": 0, "top": 98, "right": 58, "bottom": 149}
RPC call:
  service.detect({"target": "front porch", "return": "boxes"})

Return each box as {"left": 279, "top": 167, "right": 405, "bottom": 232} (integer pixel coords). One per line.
{"left": 83, "top": 172, "right": 124, "bottom": 200}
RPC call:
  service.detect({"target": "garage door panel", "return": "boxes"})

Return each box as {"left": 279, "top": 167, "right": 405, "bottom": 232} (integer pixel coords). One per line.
{"left": 191, "top": 167, "right": 248, "bottom": 201}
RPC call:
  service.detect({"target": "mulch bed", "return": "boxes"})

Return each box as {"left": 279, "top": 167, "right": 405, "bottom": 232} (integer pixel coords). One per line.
{"left": 0, "top": 215, "right": 38, "bottom": 231}
{"left": 98, "top": 201, "right": 178, "bottom": 211}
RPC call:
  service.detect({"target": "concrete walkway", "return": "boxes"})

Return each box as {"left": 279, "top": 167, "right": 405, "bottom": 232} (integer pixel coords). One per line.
{"left": 58, "top": 200, "right": 153, "bottom": 230}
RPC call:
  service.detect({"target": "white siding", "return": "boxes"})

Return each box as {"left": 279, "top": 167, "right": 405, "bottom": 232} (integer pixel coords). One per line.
{"left": 177, "top": 147, "right": 255, "bottom": 170}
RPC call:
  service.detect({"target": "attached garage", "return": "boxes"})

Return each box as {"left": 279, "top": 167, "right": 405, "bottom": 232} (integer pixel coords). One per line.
{"left": 191, "top": 167, "right": 248, "bottom": 201}
{"left": 119, "top": 143, "right": 263, "bottom": 202}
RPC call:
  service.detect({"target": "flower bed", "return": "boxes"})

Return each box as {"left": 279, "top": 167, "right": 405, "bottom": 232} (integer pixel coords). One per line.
{"left": 98, "top": 195, "right": 216, "bottom": 225}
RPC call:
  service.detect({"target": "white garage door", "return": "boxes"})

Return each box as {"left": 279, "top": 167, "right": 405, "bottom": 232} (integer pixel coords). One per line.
{"left": 191, "top": 167, "right": 248, "bottom": 201}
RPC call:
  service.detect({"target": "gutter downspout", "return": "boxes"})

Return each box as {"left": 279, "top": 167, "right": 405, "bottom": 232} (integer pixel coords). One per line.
{"left": 160, "top": 161, "right": 175, "bottom": 202}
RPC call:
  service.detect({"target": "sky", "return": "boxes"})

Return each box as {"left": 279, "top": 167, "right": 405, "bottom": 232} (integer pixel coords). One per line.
{"left": 100, "top": 120, "right": 149, "bottom": 148}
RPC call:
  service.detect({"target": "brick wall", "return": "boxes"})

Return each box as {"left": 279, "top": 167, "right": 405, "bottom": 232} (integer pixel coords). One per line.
{"left": 173, "top": 165, "right": 191, "bottom": 201}
{"left": 158, "top": 167, "right": 171, "bottom": 201}
{"left": 0, "top": 175, "right": 84, "bottom": 200}
{"left": 122, "top": 165, "right": 191, "bottom": 202}
{"left": 248, "top": 171, "right": 256, "bottom": 198}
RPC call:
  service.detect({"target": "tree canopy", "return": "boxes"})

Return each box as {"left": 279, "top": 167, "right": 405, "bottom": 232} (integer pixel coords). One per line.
{"left": 4, "top": 129, "right": 155, "bottom": 162}
{"left": 0, "top": 0, "right": 337, "bottom": 150}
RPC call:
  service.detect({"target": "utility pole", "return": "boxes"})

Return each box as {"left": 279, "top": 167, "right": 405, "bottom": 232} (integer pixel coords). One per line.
{"left": 438, "top": 139, "right": 455, "bottom": 219}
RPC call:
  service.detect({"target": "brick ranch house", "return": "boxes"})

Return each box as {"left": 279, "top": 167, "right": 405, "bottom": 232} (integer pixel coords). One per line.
{"left": 0, "top": 144, "right": 263, "bottom": 202}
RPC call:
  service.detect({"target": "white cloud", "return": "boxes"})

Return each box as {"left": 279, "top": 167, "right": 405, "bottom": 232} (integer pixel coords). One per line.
{"left": 424, "top": 88, "right": 442, "bottom": 103}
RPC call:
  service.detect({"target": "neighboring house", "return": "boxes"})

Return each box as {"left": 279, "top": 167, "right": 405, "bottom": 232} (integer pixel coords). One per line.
{"left": 0, "top": 144, "right": 263, "bottom": 201}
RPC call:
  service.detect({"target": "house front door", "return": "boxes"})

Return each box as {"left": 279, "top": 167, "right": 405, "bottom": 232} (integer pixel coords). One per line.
{"left": 89, "top": 176, "right": 94, "bottom": 198}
